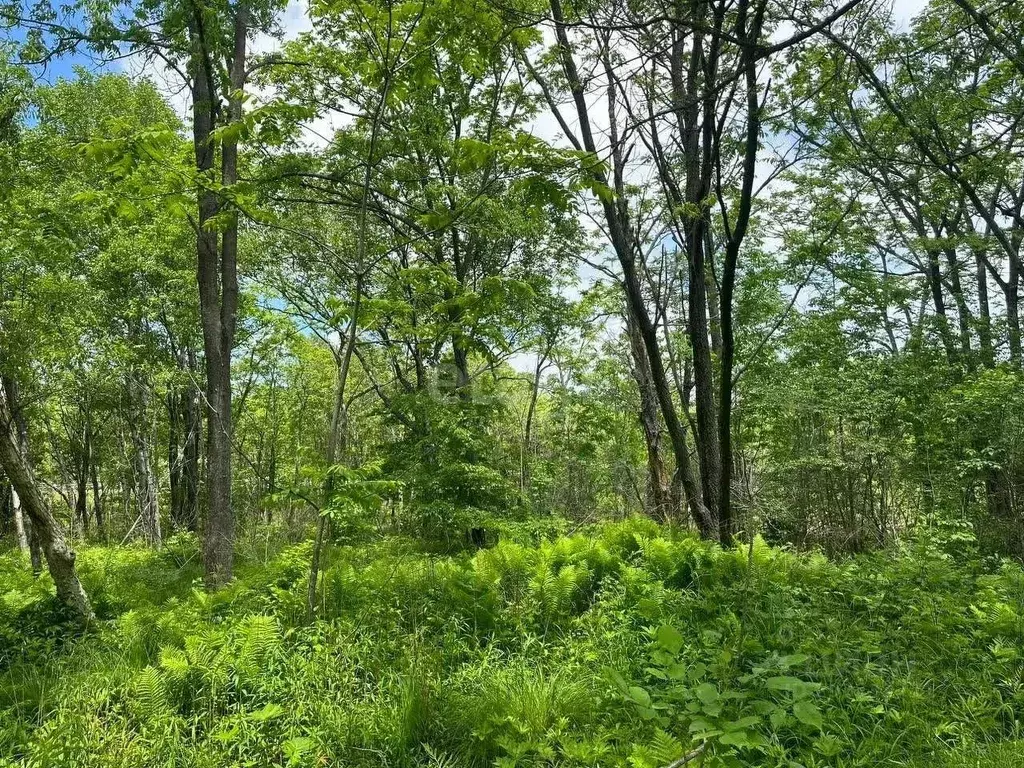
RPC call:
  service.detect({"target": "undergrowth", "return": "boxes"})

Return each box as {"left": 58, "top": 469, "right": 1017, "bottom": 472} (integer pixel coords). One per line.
{"left": 1, "top": 519, "right": 1022, "bottom": 767}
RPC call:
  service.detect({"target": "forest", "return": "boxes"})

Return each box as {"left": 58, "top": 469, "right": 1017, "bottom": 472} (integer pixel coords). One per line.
{"left": 2, "top": 0, "right": 1024, "bottom": 764}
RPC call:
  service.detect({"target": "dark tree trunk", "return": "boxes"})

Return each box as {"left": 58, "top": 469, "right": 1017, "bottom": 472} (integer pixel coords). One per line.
{"left": 924, "top": 246, "right": 958, "bottom": 364}
{"left": 168, "top": 389, "right": 184, "bottom": 528}
{"left": 90, "top": 446, "right": 103, "bottom": 540}
{"left": 975, "top": 248, "right": 995, "bottom": 368}
{"left": 74, "top": 418, "right": 89, "bottom": 537}
{"left": 626, "top": 313, "right": 673, "bottom": 520}
{"left": 546, "top": 0, "right": 711, "bottom": 536}
{"left": 521, "top": 346, "right": 549, "bottom": 495}
{"left": 190, "top": 1, "right": 247, "bottom": 587}
{"left": 675, "top": 8, "right": 722, "bottom": 536}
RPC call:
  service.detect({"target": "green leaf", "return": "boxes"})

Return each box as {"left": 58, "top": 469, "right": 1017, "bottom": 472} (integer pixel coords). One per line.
{"left": 656, "top": 624, "right": 684, "bottom": 655}
{"left": 628, "top": 686, "right": 652, "bottom": 707}
{"left": 250, "top": 702, "right": 284, "bottom": 721}
{"left": 694, "top": 682, "right": 719, "bottom": 706}
{"left": 793, "top": 700, "right": 823, "bottom": 730}
{"left": 283, "top": 736, "right": 314, "bottom": 764}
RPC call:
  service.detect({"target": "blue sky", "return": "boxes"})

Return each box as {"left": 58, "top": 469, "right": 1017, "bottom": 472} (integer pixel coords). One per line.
{"left": 1, "top": 3, "right": 116, "bottom": 83}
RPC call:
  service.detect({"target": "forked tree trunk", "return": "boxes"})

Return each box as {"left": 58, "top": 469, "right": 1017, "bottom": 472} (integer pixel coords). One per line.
{"left": 190, "top": 1, "right": 247, "bottom": 587}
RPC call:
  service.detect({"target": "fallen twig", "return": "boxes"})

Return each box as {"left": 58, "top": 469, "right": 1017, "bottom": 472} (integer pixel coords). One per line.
{"left": 663, "top": 743, "right": 707, "bottom": 768}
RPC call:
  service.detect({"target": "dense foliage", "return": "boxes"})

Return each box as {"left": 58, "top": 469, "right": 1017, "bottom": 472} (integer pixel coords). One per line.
{"left": 2, "top": 519, "right": 1024, "bottom": 767}
{"left": 3, "top": 0, "right": 1024, "bottom": 762}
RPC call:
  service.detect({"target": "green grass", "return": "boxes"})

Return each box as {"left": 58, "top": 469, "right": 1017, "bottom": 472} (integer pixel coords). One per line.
{"left": 1, "top": 519, "right": 1022, "bottom": 767}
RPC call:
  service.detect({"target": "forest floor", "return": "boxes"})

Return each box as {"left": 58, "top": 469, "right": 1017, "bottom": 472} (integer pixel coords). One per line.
{"left": 2, "top": 517, "right": 1024, "bottom": 767}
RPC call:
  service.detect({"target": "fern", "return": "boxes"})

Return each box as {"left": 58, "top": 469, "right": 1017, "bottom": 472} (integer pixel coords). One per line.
{"left": 133, "top": 666, "right": 169, "bottom": 722}
{"left": 237, "top": 615, "right": 281, "bottom": 673}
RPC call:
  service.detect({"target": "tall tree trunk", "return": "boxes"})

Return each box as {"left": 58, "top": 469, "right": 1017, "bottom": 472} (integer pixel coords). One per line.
{"left": 0, "top": 379, "right": 92, "bottom": 623}
{"left": 545, "top": 0, "right": 711, "bottom": 536}
{"left": 190, "top": 1, "right": 247, "bottom": 587}
{"left": 715, "top": 46, "right": 762, "bottom": 543}
{"left": 942, "top": 246, "right": 974, "bottom": 364}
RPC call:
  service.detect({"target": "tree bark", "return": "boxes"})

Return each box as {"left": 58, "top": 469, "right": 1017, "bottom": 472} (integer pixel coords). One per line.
{"left": 626, "top": 312, "right": 673, "bottom": 520}
{"left": 974, "top": 247, "right": 995, "bottom": 368}
{"left": 90, "top": 446, "right": 103, "bottom": 540}
{"left": 168, "top": 388, "right": 183, "bottom": 528}
{"left": 12, "top": 486, "right": 29, "bottom": 555}
{"left": 190, "top": 0, "right": 247, "bottom": 587}
{"left": 130, "top": 379, "right": 161, "bottom": 548}
{"left": 74, "top": 415, "right": 90, "bottom": 538}
{"left": 0, "top": 379, "right": 92, "bottom": 623}
{"left": 544, "top": 0, "right": 712, "bottom": 536}
{"left": 183, "top": 353, "right": 201, "bottom": 532}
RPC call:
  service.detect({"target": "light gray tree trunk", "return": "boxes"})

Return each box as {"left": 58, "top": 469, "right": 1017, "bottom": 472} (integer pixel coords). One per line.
{"left": 12, "top": 487, "right": 29, "bottom": 555}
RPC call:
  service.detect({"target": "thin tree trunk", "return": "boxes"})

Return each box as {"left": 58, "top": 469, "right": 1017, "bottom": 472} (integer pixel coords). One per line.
{"left": 75, "top": 419, "right": 89, "bottom": 538}
{"left": 130, "top": 378, "right": 161, "bottom": 548}
{"left": 183, "top": 354, "right": 201, "bottom": 532}
{"left": 168, "top": 388, "right": 184, "bottom": 528}
{"left": 308, "top": 292, "right": 360, "bottom": 619}
{"left": 975, "top": 248, "right": 995, "bottom": 368}
{"left": 521, "top": 345, "right": 550, "bottom": 495}
{"left": 90, "top": 447, "right": 103, "bottom": 540}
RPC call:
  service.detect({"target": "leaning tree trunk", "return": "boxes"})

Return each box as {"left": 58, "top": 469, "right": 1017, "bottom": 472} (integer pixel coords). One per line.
{"left": 625, "top": 313, "right": 673, "bottom": 521}
{"left": 0, "top": 379, "right": 92, "bottom": 623}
